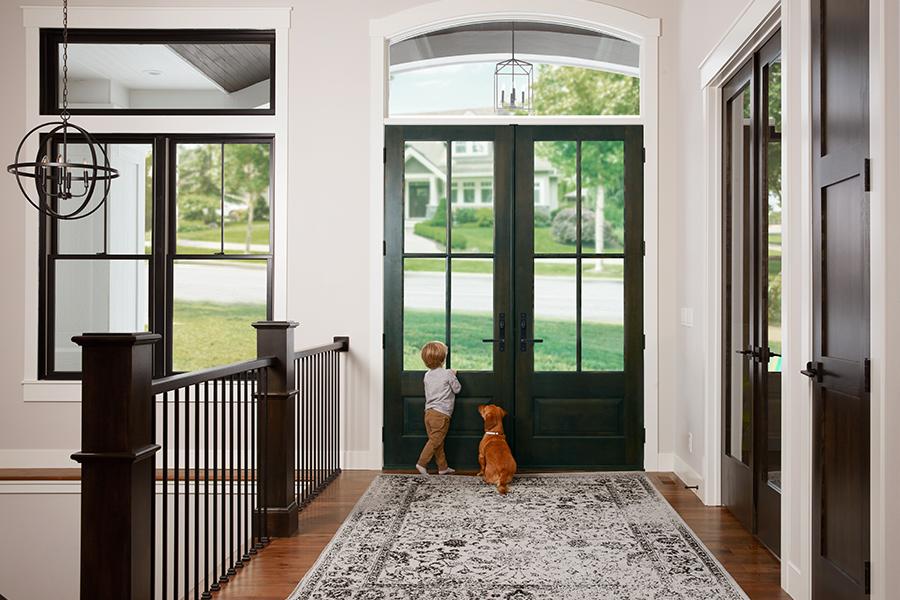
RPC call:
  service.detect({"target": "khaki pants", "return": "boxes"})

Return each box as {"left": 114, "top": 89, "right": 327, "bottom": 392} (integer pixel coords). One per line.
{"left": 417, "top": 409, "right": 451, "bottom": 470}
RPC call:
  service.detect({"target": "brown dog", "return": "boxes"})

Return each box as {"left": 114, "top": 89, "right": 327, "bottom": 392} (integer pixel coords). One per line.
{"left": 477, "top": 404, "right": 516, "bottom": 494}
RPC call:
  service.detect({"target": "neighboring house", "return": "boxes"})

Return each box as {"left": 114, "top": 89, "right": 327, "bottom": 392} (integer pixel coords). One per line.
{"left": 404, "top": 140, "right": 559, "bottom": 220}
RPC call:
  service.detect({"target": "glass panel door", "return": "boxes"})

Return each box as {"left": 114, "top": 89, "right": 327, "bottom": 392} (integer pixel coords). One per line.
{"left": 384, "top": 126, "right": 513, "bottom": 469}
{"left": 514, "top": 126, "right": 643, "bottom": 469}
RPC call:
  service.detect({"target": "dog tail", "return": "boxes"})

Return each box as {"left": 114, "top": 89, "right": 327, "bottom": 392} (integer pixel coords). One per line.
{"left": 497, "top": 481, "right": 509, "bottom": 495}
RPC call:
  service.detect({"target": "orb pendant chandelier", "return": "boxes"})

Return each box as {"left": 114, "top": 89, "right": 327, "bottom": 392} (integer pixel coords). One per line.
{"left": 494, "top": 22, "right": 533, "bottom": 115}
{"left": 6, "top": 0, "right": 118, "bottom": 221}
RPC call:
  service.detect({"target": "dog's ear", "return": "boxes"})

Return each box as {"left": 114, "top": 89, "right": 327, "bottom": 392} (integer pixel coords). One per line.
{"left": 498, "top": 406, "right": 507, "bottom": 418}
{"left": 477, "top": 404, "right": 486, "bottom": 418}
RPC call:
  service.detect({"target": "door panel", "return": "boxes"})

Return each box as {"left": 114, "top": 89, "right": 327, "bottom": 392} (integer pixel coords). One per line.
{"left": 384, "top": 125, "right": 643, "bottom": 470}
{"left": 514, "top": 126, "right": 643, "bottom": 470}
{"left": 811, "top": 0, "right": 870, "bottom": 597}
{"left": 721, "top": 32, "right": 782, "bottom": 556}
{"left": 385, "top": 126, "right": 513, "bottom": 470}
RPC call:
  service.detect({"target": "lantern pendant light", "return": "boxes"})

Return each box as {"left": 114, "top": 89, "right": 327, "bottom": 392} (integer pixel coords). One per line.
{"left": 6, "top": 0, "right": 118, "bottom": 220}
{"left": 494, "top": 22, "right": 533, "bottom": 114}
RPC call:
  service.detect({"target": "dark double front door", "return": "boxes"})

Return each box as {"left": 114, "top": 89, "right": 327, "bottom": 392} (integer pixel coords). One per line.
{"left": 384, "top": 125, "right": 644, "bottom": 470}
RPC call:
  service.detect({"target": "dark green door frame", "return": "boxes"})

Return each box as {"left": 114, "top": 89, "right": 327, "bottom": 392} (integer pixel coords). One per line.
{"left": 383, "top": 125, "right": 643, "bottom": 470}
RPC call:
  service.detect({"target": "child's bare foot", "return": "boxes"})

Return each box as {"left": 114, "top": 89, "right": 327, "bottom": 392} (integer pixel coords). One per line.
{"left": 415, "top": 464, "right": 429, "bottom": 476}
{"left": 438, "top": 467, "right": 456, "bottom": 475}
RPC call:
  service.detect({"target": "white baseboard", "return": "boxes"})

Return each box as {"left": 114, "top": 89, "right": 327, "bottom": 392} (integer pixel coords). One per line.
{"left": 784, "top": 560, "right": 805, "bottom": 600}
{"left": 0, "top": 449, "right": 78, "bottom": 469}
{"left": 342, "top": 449, "right": 381, "bottom": 470}
{"left": 656, "top": 452, "right": 675, "bottom": 471}
{"left": 672, "top": 453, "right": 705, "bottom": 502}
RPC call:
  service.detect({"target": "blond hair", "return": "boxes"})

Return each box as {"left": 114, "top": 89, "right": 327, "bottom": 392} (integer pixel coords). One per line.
{"left": 420, "top": 341, "right": 447, "bottom": 369}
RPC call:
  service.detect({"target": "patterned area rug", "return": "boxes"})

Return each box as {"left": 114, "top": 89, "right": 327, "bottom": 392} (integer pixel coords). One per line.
{"left": 288, "top": 473, "right": 748, "bottom": 600}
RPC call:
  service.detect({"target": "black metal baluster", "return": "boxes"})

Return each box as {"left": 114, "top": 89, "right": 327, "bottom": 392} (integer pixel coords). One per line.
{"left": 184, "top": 385, "right": 190, "bottom": 600}
{"left": 194, "top": 383, "right": 201, "bottom": 600}
{"left": 208, "top": 379, "right": 218, "bottom": 596}
{"left": 305, "top": 356, "right": 311, "bottom": 504}
{"left": 235, "top": 372, "right": 244, "bottom": 569}
{"left": 201, "top": 381, "right": 216, "bottom": 600}
{"left": 317, "top": 353, "right": 323, "bottom": 492}
{"left": 295, "top": 360, "right": 300, "bottom": 507}
{"left": 228, "top": 374, "right": 236, "bottom": 578}
{"left": 219, "top": 376, "right": 228, "bottom": 585}
{"left": 173, "top": 388, "right": 180, "bottom": 600}
{"left": 162, "top": 390, "right": 168, "bottom": 600}
{"left": 325, "top": 353, "right": 331, "bottom": 482}
{"left": 242, "top": 371, "right": 251, "bottom": 564}
{"left": 333, "top": 351, "right": 338, "bottom": 478}
{"left": 250, "top": 369, "right": 259, "bottom": 556}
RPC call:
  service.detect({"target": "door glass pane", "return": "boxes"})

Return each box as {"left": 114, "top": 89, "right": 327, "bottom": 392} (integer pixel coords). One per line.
{"left": 766, "top": 58, "right": 783, "bottom": 492}
{"left": 582, "top": 258, "right": 625, "bottom": 371}
{"left": 56, "top": 143, "right": 154, "bottom": 255}
{"left": 172, "top": 259, "right": 267, "bottom": 372}
{"left": 404, "top": 141, "right": 447, "bottom": 252}
{"left": 581, "top": 141, "right": 625, "bottom": 254}
{"left": 404, "top": 258, "right": 446, "bottom": 370}
{"left": 53, "top": 259, "right": 150, "bottom": 371}
{"left": 534, "top": 141, "right": 576, "bottom": 253}
{"left": 726, "top": 83, "right": 753, "bottom": 467}
{"left": 534, "top": 258, "right": 576, "bottom": 371}
{"left": 451, "top": 141, "right": 494, "bottom": 254}
{"left": 223, "top": 143, "right": 271, "bottom": 255}
{"left": 450, "top": 259, "right": 493, "bottom": 370}
{"left": 175, "top": 143, "right": 222, "bottom": 255}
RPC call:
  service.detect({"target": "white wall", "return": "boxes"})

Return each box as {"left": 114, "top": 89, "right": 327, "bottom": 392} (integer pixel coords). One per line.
{"left": 0, "top": 0, "right": 684, "bottom": 471}
{"left": 670, "top": 0, "right": 752, "bottom": 486}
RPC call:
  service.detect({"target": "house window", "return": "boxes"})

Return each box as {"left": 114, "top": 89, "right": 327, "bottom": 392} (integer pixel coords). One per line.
{"left": 39, "top": 29, "right": 275, "bottom": 115}
{"left": 480, "top": 180, "right": 493, "bottom": 204}
{"left": 534, "top": 181, "right": 544, "bottom": 205}
{"left": 389, "top": 22, "right": 639, "bottom": 117}
{"left": 40, "top": 134, "right": 274, "bottom": 379}
{"left": 463, "top": 182, "right": 476, "bottom": 203}
{"left": 452, "top": 141, "right": 490, "bottom": 156}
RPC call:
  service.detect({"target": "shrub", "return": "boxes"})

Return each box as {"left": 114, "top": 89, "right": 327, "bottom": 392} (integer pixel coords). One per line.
{"left": 534, "top": 209, "right": 552, "bottom": 228}
{"left": 413, "top": 222, "right": 468, "bottom": 250}
{"left": 427, "top": 197, "right": 447, "bottom": 227}
{"left": 452, "top": 207, "right": 477, "bottom": 225}
{"left": 178, "top": 193, "right": 219, "bottom": 225}
{"left": 551, "top": 207, "right": 596, "bottom": 245}
{"left": 475, "top": 208, "right": 494, "bottom": 228}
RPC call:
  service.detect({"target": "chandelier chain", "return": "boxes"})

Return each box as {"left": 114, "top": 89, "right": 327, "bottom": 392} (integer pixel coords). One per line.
{"left": 61, "top": 0, "right": 69, "bottom": 123}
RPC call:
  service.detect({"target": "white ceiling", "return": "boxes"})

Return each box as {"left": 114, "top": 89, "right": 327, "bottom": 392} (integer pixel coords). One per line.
{"left": 64, "top": 44, "right": 221, "bottom": 91}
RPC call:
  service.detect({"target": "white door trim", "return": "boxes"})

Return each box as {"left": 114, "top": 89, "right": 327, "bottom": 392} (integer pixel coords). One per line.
{"left": 367, "top": 0, "right": 661, "bottom": 471}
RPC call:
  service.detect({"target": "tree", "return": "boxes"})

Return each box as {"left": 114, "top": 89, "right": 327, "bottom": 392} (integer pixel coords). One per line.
{"left": 532, "top": 66, "right": 639, "bottom": 251}
{"left": 224, "top": 144, "right": 271, "bottom": 252}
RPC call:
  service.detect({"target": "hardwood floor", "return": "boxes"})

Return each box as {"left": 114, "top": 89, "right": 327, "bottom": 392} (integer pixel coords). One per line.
{"left": 209, "top": 470, "right": 790, "bottom": 600}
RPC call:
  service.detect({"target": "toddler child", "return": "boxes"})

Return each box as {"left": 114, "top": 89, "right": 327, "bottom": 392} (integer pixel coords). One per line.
{"left": 416, "top": 341, "right": 461, "bottom": 476}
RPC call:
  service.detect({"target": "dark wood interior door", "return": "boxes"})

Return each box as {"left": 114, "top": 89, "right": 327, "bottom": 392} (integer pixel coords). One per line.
{"left": 721, "top": 31, "right": 782, "bottom": 557}
{"left": 810, "top": 1, "right": 871, "bottom": 598}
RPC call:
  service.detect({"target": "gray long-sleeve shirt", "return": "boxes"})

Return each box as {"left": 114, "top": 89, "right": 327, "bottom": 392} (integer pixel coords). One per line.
{"left": 423, "top": 368, "right": 461, "bottom": 417}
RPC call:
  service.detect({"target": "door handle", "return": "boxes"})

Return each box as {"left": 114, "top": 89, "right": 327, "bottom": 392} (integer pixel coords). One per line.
{"left": 482, "top": 313, "right": 506, "bottom": 352}
{"left": 801, "top": 361, "right": 822, "bottom": 382}
{"left": 735, "top": 348, "right": 758, "bottom": 358}
{"left": 519, "top": 313, "right": 543, "bottom": 351}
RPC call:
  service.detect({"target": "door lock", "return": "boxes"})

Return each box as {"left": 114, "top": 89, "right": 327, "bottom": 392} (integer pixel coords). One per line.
{"left": 482, "top": 312, "right": 506, "bottom": 352}
{"left": 519, "top": 312, "right": 543, "bottom": 352}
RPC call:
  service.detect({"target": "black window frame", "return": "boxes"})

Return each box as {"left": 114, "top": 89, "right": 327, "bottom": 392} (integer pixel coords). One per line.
{"left": 39, "top": 28, "right": 276, "bottom": 116}
{"left": 38, "top": 132, "right": 275, "bottom": 380}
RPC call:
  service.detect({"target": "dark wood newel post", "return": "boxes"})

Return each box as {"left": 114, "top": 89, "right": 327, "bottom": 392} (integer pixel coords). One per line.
{"left": 71, "top": 332, "right": 160, "bottom": 600}
{"left": 253, "top": 320, "right": 299, "bottom": 536}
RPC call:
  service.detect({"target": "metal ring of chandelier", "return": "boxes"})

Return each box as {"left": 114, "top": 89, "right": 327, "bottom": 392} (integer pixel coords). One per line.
{"left": 7, "top": 121, "right": 118, "bottom": 220}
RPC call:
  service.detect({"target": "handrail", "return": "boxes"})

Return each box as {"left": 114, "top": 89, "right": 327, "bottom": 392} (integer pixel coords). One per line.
{"left": 293, "top": 336, "right": 349, "bottom": 360}
{"left": 151, "top": 356, "right": 275, "bottom": 395}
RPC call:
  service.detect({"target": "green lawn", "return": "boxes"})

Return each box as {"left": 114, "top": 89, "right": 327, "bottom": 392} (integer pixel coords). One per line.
{"left": 403, "top": 309, "right": 624, "bottom": 371}
{"left": 414, "top": 223, "right": 601, "bottom": 255}
{"left": 172, "top": 300, "right": 265, "bottom": 372}
{"left": 404, "top": 257, "right": 624, "bottom": 280}
{"left": 177, "top": 221, "right": 270, "bottom": 246}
